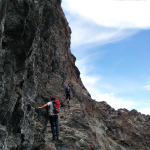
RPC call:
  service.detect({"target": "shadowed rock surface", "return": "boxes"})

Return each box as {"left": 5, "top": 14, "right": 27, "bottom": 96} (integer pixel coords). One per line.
{"left": 0, "top": 0, "right": 150, "bottom": 149}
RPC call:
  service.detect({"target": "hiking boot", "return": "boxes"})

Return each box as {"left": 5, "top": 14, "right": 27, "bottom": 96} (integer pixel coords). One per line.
{"left": 56, "top": 136, "right": 59, "bottom": 140}
{"left": 52, "top": 136, "right": 55, "bottom": 140}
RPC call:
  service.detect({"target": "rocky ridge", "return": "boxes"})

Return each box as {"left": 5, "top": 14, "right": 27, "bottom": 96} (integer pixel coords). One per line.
{"left": 0, "top": 0, "right": 150, "bottom": 149}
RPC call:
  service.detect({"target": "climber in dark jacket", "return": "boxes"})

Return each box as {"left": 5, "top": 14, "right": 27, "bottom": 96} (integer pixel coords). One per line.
{"left": 65, "top": 86, "right": 72, "bottom": 104}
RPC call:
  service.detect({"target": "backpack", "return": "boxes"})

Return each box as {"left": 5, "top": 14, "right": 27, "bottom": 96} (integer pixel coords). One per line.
{"left": 52, "top": 100, "right": 60, "bottom": 114}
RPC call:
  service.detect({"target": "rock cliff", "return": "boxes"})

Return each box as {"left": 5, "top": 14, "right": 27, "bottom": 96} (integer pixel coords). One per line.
{"left": 0, "top": 0, "right": 150, "bottom": 150}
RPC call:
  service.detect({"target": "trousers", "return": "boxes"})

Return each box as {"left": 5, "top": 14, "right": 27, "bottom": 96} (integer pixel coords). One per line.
{"left": 49, "top": 115, "right": 59, "bottom": 138}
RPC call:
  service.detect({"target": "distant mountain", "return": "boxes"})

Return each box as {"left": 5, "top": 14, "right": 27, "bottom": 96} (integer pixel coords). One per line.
{"left": 0, "top": 0, "right": 150, "bottom": 149}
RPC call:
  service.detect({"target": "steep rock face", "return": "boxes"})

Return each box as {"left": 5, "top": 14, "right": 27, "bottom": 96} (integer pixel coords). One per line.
{"left": 0, "top": 0, "right": 90, "bottom": 149}
{"left": 0, "top": 0, "right": 150, "bottom": 150}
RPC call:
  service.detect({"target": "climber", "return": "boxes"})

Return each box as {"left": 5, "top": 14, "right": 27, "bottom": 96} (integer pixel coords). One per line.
{"left": 37, "top": 97, "right": 60, "bottom": 140}
{"left": 65, "top": 86, "right": 72, "bottom": 104}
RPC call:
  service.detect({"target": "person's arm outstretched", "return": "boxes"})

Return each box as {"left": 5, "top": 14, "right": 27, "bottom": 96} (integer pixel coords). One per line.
{"left": 37, "top": 104, "right": 48, "bottom": 109}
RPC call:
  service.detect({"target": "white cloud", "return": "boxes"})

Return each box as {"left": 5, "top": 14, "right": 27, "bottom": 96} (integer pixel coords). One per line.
{"left": 76, "top": 58, "right": 102, "bottom": 85}
{"left": 62, "top": 0, "right": 150, "bottom": 47}
{"left": 76, "top": 58, "right": 150, "bottom": 114}
{"left": 80, "top": 72, "right": 136, "bottom": 110}
{"left": 69, "top": 15, "right": 138, "bottom": 47}
{"left": 143, "top": 85, "right": 150, "bottom": 91}
{"left": 94, "top": 93, "right": 135, "bottom": 110}
{"left": 76, "top": 58, "right": 136, "bottom": 110}
{"left": 81, "top": 71, "right": 150, "bottom": 113}
{"left": 63, "top": 0, "right": 150, "bottom": 29}
{"left": 143, "top": 78, "right": 150, "bottom": 91}
{"left": 140, "top": 107, "right": 150, "bottom": 115}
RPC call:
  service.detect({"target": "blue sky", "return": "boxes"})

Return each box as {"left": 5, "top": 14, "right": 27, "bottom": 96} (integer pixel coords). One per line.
{"left": 62, "top": 0, "right": 150, "bottom": 115}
